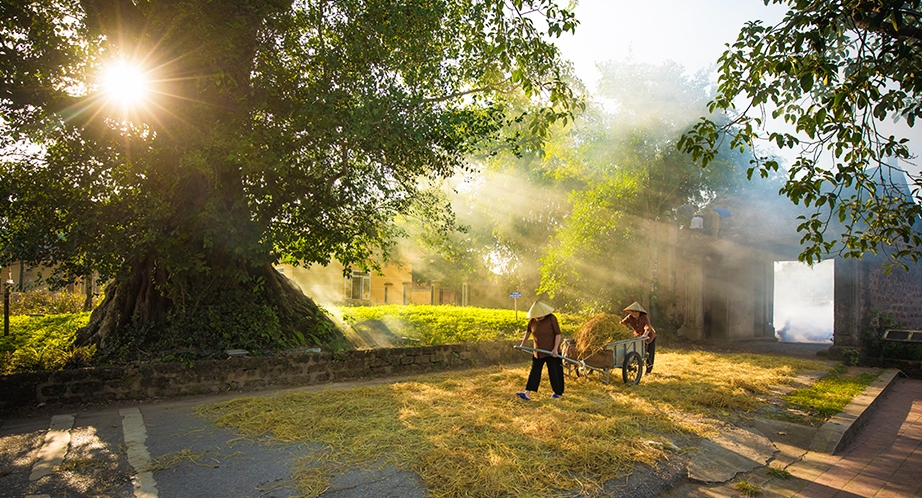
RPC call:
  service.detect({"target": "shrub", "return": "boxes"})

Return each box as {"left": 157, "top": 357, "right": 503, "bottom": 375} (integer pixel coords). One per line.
{"left": 840, "top": 348, "right": 860, "bottom": 367}
{"left": 0, "top": 313, "right": 93, "bottom": 374}
{"left": 9, "top": 290, "right": 98, "bottom": 315}
{"left": 861, "top": 309, "right": 922, "bottom": 362}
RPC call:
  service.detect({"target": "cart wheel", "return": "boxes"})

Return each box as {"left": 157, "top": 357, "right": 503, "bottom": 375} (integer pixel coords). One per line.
{"left": 622, "top": 352, "right": 643, "bottom": 385}
{"left": 564, "top": 363, "right": 577, "bottom": 378}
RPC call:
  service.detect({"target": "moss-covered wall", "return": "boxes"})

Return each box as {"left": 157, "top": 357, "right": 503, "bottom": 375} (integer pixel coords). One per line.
{"left": 0, "top": 341, "right": 527, "bottom": 412}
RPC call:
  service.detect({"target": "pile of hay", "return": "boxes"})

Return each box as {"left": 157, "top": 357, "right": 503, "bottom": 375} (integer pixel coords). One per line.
{"left": 571, "top": 313, "right": 634, "bottom": 360}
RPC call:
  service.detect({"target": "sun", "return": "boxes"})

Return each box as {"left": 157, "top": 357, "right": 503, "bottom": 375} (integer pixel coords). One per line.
{"left": 101, "top": 61, "right": 150, "bottom": 108}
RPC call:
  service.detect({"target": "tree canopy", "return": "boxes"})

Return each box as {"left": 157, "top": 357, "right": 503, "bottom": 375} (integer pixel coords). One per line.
{"left": 680, "top": 0, "right": 922, "bottom": 269}
{"left": 0, "top": 0, "right": 578, "bottom": 357}
{"left": 412, "top": 61, "right": 763, "bottom": 313}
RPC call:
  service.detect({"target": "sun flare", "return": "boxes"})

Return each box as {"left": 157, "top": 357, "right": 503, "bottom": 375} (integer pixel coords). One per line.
{"left": 101, "top": 61, "right": 149, "bottom": 107}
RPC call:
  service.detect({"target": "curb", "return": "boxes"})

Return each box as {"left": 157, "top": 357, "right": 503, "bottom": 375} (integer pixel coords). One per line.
{"left": 809, "top": 368, "right": 901, "bottom": 455}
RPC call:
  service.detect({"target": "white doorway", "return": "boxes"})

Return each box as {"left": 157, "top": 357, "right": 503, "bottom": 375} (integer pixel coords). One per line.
{"left": 773, "top": 260, "right": 835, "bottom": 343}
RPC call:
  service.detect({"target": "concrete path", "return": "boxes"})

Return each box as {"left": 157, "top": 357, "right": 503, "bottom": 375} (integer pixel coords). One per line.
{"left": 794, "top": 377, "right": 922, "bottom": 497}
{"left": 664, "top": 376, "right": 922, "bottom": 497}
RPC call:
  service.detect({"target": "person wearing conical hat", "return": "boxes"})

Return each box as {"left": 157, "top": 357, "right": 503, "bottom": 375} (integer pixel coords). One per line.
{"left": 620, "top": 301, "right": 657, "bottom": 374}
{"left": 515, "top": 301, "right": 564, "bottom": 401}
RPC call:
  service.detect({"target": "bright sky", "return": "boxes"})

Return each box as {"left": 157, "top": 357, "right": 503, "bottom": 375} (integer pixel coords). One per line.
{"left": 554, "top": 0, "right": 922, "bottom": 180}
{"left": 554, "top": 0, "right": 788, "bottom": 90}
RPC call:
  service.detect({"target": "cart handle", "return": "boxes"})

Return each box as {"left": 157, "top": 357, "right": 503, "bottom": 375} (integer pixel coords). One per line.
{"left": 513, "top": 345, "right": 586, "bottom": 368}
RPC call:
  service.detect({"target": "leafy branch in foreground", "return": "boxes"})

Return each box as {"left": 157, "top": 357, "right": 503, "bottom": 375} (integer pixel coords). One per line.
{"left": 680, "top": 0, "right": 922, "bottom": 271}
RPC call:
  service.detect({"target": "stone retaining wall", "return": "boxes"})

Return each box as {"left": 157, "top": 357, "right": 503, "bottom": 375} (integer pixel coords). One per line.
{"left": 0, "top": 341, "right": 527, "bottom": 413}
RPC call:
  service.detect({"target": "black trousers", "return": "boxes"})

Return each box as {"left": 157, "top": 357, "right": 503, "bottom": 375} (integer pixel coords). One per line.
{"left": 525, "top": 356, "right": 564, "bottom": 395}
{"left": 646, "top": 338, "right": 656, "bottom": 370}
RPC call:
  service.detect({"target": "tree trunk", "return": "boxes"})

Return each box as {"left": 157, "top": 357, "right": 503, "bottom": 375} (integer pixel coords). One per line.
{"left": 76, "top": 259, "right": 171, "bottom": 351}
{"left": 82, "top": 272, "right": 94, "bottom": 312}
{"left": 75, "top": 259, "right": 348, "bottom": 358}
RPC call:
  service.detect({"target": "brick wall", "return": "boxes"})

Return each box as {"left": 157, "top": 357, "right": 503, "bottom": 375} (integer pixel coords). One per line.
{"left": 0, "top": 341, "right": 528, "bottom": 413}
{"left": 865, "top": 263, "right": 922, "bottom": 329}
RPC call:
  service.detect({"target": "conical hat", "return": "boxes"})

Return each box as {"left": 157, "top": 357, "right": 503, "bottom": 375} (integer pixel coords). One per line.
{"left": 623, "top": 301, "right": 647, "bottom": 314}
{"left": 527, "top": 301, "right": 555, "bottom": 319}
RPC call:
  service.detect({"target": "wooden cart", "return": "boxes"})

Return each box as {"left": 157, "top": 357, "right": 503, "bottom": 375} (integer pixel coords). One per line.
{"left": 515, "top": 336, "right": 646, "bottom": 385}
{"left": 565, "top": 337, "right": 646, "bottom": 385}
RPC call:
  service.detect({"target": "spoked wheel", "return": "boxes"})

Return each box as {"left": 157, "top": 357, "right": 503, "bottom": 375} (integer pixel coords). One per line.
{"left": 564, "top": 362, "right": 580, "bottom": 378}
{"left": 622, "top": 351, "right": 643, "bottom": 385}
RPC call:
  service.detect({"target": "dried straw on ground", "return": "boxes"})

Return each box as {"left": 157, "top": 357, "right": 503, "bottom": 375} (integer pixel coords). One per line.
{"left": 571, "top": 313, "right": 634, "bottom": 360}
{"left": 196, "top": 351, "right": 828, "bottom": 498}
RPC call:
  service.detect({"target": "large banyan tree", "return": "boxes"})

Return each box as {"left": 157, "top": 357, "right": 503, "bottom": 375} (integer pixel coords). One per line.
{"left": 0, "top": 0, "right": 578, "bottom": 358}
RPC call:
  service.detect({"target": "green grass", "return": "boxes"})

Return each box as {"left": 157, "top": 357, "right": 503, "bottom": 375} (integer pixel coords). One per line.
{"left": 783, "top": 369, "right": 879, "bottom": 418}
{"left": 766, "top": 465, "right": 793, "bottom": 479}
{"left": 1, "top": 305, "right": 583, "bottom": 372}
{"left": 337, "top": 304, "right": 583, "bottom": 345}
{"left": 0, "top": 313, "right": 93, "bottom": 374}
{"left": 734, "top": 480, "right": 763, "bottom": 496}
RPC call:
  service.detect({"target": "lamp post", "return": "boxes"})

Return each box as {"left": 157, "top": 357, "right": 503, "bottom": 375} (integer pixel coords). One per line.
{"left": 3, "top": 276, "right": 12, "bottom": 337}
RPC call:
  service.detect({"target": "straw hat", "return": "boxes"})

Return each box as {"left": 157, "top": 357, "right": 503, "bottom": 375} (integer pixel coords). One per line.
{"left": 623, "top": 301, "right": 648, "bottom": 314}
{"left": 527, "top": 301, "right": 555, "bottom": 319}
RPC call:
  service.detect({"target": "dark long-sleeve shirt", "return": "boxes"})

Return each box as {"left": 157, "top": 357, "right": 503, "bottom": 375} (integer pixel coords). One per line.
{"left": 623, "top": 313, "right": 656, "bottom": 344}
{"left": 526, "top": 314, "right": 561, "bottom": 358}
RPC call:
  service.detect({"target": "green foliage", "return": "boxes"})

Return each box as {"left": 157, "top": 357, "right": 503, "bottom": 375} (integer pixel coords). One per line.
{"left": 734, "top": 480, "right": 763, "bottom": 497}
{"left": 412, "top": 60, "right": 763, "bottom": 313}
{"left": 680, "top": 0, "right": 922, "bottom": 269}
{"left": 339, "top": 305, "right": 581, "bottom": 345}
{"left": 534, "top": 61, "right": 761, "bottom": 310}
{"left": 840, "top": 348, "right": 860, "bottom": 367}
{"left": 784, "top": 370, "right": 878, "bottom": 418}
{"left": 0, "top": 0, "right": 578, "bottom": 355}
{"left": 862, "top": 308, "right": 900, "bottom": 346}
{"left": 766, "top": 466, "right": 793, "bottom": 480}
{"left": 0, "top": 313, "right": 94, "bottom": 374}
{"left": 9, "top": 291, "right": 97, "bottom": 315}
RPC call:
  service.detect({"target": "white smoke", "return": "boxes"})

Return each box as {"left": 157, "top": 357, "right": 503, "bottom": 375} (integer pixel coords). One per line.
{"left": 774, "top": 260, "right": 834, "bottom": 343}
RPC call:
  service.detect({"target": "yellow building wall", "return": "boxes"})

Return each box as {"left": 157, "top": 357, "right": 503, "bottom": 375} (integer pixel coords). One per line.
{"left": 276, "top": 261, "right": 413, "bottom": 306}
{"left": 1, "top": 263, "right": 96, "bottom": 295}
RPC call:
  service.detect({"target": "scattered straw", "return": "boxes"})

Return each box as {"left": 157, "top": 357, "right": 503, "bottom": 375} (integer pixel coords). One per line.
{"left": 196, "top": 349, "right": 827, "bottom": 497}
{"left": 144, "top": 449, "right": 213, "bottom": 472}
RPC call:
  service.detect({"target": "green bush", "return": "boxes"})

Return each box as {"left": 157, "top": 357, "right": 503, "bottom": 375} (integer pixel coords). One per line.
{"left": 861, "top": 308, "right": 922, "bottom": 361}
{"left": 0, "top": 313, "right": 94, "bottom": 374}
{"left": 1, "top": 306, "right": 586, "bottom": 372}
{"left": 9, "top": 290, "right": 98, "bottom": 315}
{"left": 338, "top": 305, "right": 583, "bottom": 345}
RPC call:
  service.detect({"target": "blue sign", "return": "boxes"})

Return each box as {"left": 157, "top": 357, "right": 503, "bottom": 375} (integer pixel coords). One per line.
{"left": 510, "top": 291, "right": 522, "bottom": 298}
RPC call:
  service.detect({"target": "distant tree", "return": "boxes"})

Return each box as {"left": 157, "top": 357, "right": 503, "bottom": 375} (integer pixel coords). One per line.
{"left": 536, "top": 61, "right": 757, "bottom": 311}
{"left": 680, "top": 0, "right": 922, "bottom": 269}
{"left": 417, "top": 62, "right": 760, "bottom": 313}
{"left": 0, "top": 0, "right": 578, "bottom": 358}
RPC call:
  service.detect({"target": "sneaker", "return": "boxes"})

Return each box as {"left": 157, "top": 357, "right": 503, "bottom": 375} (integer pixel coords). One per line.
{"left": 550, "top": 394, "right": 563, "bottom": 399}
{"left": 515, "top": 392, "right": 531, "bottom": 401}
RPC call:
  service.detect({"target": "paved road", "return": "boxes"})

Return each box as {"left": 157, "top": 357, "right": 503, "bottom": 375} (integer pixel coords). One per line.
{"left": 0, "top": 379, "right": 437, "bottom": 498}
{"left": 0, "top": 395, "right": 318, "bottom": 498}
{"left": 2, "top": 342, "right": 915, "bottom": 498}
